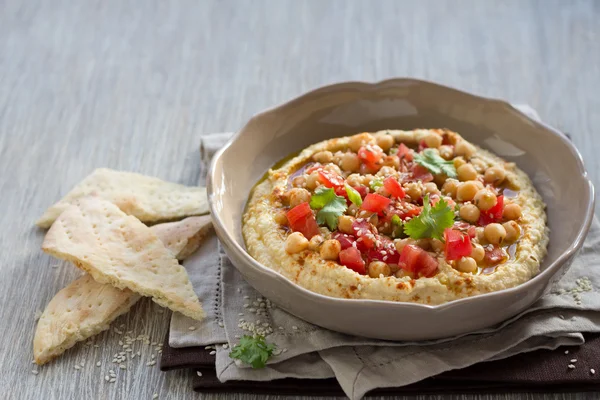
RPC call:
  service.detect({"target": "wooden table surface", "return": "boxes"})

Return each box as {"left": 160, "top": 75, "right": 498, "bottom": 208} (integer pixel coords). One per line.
{"left": 1, "top": 0, "right": 598, "bottom": 399}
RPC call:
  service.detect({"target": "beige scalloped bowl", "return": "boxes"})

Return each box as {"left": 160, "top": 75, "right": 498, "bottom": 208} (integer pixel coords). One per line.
{"left": 207, "top": 79, "right": 595, "bottom": 340}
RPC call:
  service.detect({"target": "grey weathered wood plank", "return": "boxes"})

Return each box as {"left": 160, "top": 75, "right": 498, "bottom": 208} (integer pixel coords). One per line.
{"left": 0, "top": 0, "right": 598, "bottom": 399}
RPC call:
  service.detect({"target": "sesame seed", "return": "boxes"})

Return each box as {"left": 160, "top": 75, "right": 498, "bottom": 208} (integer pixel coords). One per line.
{"left": 243, "top": 304, "right": 249, "bottom": 308}
{"left": 218, "top": 322, "right": 224, "bottom": 327}
{"left": 31, "top": 370, "right": 39, "bottom": 375}
{"left": 105, "top": 376, "right": 110, "bottom": 382}
{"left": 591, "top": 369, "right": 596, "bottom": 375}
{"left": 565, "top": 350, "right": 569, "bottom": 354}
{"left": 223, "top": 344, "right": 229, "bottom": 349}
{"left": 204, "top": 346, "right": 212, "bottom": 350}
{"left": 292, "top": 326, "right": 298, "bottom": 330}
{"left": 238, "top": 313, "right": 244, "bottom": 316}
{"left": 153, "top": 395, "right": 159, "bottom": 399}
{"left": 571, "top": 359, "right": 578, "bottom": 363}
{"left": 119, "top": 365, "right": 126, "bottom": 370}
{"left": 74, "top": 365, "right": 80, "bottom": 370}
{"left": 568, "top": 364, "right": 576, "bottom": 369}
{"left": 197, "top": 371, "right": 203, "bottom": 377}
{"left": 96, "top": 361, "right": 101, "bottom": 367}
{"left": 209, "top": 351, "right": 216, "bottom": 356}
{"left": 109, "top": 378, "right": 116, "bottom": 383}
{"left": 188, "top": 326, "right": 196, "bottom": 331}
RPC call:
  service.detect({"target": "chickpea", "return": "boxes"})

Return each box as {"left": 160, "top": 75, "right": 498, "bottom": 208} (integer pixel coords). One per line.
{"left": 457, "top": 163, "right": 478, "bottom": 181}
{"left": 347, "top": 204, "right": 359, "bottom": 216}
{"left": 453, "top": 157, "right": 467, "bottom": 169}
{"left": 338, "top": 215, "right": 355, "bottom": 234}
{"left": 361, "top": 174, "right": 375, "bottom": 186}
{"left": 348, "top": 132, "right": 375, "bottom": 152}
{"left": 394, "top": 238, "right": 415, "bottom": 253}
{"left": 459, "top": 203, "right": 481, "bottom": 223}
{"left": 292, "top": 175, "right": 306, "bottom": 188}
{"left": 346, "top": 173, "right": 362, "bottom": 187}
{"left": 288, "top": 188, "right": 311, "bottom": 208}
{"left": 376, "top": 134, "right": 395, "bottom": 152}
{"left": 376, "top": 166, "right": 396, "bottom": 177}
{"left": 416, "top": 238, "right": 432, "bottom": 251}
{"left": 503, "top": 203, "right": 522, "bottom": 220}
{"left": 339, "top": 152, "right": 360, "bottom": 173}
{"left": 431, "top": 239, "right": 445, "bottom": 252}
{"left": 307, "top": 235, "right": 323, "bottom": 251}
{"left": 285, "top": 232, "right": 309, "bottom": 254}
{"left": 320, "top": 239, "right": 342, "bottom": 260}
{"left": 368, "top": 261, "right": 392, "bottom": 278}
{"left": 470, "top": 158, "right": 487, "bottom": 174}
{"left": 474, "top": 180, "right": 484, "bottom": 190}
{"left": 471, "top": 244, "right": 485, "bottom": 262}
{"left": 395, "top": 269, "right": 415, "bottom": 279}
{"left": 455, "top": 140, "right": 475, "bottom": 159}
{"left": 423, "top": 132, "right": 443, "bottom": 148}
{"left": 313, "top": 151, "right": 333, "bottom": 164}
{"left": 324, "top": 163, "right": 342, "bottom": 175}
{"left": 442, "top": 178, "right": 459, "bottom": 197}
{"left": 274, "top": 210, "right": 288, "bottom": 226}
{"left": 484, "top": 223, "right": 506, "bottom": 245}
{"left": 433, "top": 173, "right": 448, "bottom": 186}
{"left": 474, "top": 189, "right": 497, "bottom": 211}
{"left": 306, "top": 171, "right": 320, "bottom": 190}
{"left": 475, "top": 226, "right": 485, "bottom": 243}
{"left": 388, "top": 263, "right": 400, "bottom": 273}
{"left": 439, "top": 145, "right": 454, "bottom": 160}
{"left": 456, "top": 256, "right": 477, "bottom": 273}
{"left": 405, "top": 182, "right": 422, "bottom": 200}
{"left": 423, "top": 182, "right": 440, "bottom": 196}
{"left": 382, "top": 155, "right": 400, "bottom": 169}
{"left": 368, "top": 213, "right": 379, "bottom": 226}
{"left": 456, "top": 181, "right": 479, "bottom": 201}
{"left": 503, "top": 221, "right": 521, "bottom": 243}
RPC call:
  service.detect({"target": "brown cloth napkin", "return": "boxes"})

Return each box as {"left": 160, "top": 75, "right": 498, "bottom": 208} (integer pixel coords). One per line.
{"left": 161, "top": 329, "right": 600, "bottom": 396}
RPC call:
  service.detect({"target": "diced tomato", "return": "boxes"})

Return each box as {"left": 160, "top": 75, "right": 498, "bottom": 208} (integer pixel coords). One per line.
{"left": 334, "top": 186, "right": 350, "bottom": 205}
{"left": 358, "top": 145, "right": 383, "bottom": 165}
{"left": 418, "top": 139, "right": 428, "bottom": 152}
{"left": 398, "top": 245, "right": 438, "bottom": 278}
{"left": 484, "top": 246, "right": 506, "bottom": 266}
{"left": 351, "top": 219, "right": 377, "bottom": 251}
{"left": 339, "top": 247, "right": 366, "bottom": 274}
{"left": 478, "top": 195, "right": 504, "bottom": 226}
{"left": 318, "top": 170, "right": 344, "bottom": 188}
{"left": 331, "top": 232, "right": 356, "bottom": 250}
{"left": 367, "top": 235, "right": 400, "bottom": 264}
{"left": 410, "top": 164, "right": 434, "bottom": 183}
{"left": 443, "top": 228, "right": 472, "bottom": 261}
{"left": 361, "top": 193, "right": 391, "bottom": 214}
{"left": 383, "top": 177, "right": 405, "bottom": 199}
{"left": 397, "top": 143, "right": 414, "bottom": 162}
{"left": 286, "top": 202, "right": 320, "bottom": 239}
{"left": 398, "top": 203, "right": 422, "bottom": 220}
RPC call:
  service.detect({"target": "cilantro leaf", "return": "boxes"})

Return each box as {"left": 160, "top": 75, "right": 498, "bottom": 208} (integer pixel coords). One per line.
{"left": 403, "top": 194, "right": 454, "bottom": 240}
{"left": 345, "top": 184, "right": 362, "bottom": 206}
{"left": 309, "top": 187, "right": 348, "bottom": 230}
{"left": 369, "top": 178, "right": 383, "bottom": 192}
{"left": 309, "top": 186, "right": 336, "bottom": 209}
{"left": 229, "top": 335, "right": 277, "bottom": 369}
{"left": 414, "top": 149, "right": 457, "bottom": 178}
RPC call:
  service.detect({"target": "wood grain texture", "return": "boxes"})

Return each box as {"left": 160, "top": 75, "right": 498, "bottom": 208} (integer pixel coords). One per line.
{"left": 0, "top": 0, "right": 598, "bottom": 398}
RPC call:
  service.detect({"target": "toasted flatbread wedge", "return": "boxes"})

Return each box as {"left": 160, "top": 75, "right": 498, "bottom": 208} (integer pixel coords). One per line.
{"left": 42, "top": 198, "right": 204, "bottom": 320}
{"left": 34, "top": 216, "right": 213, "bottom": 365}
{"left": 150, "top": 215, "right": 213, "bottom": 260}
{"left": 36, "top": 168, "right": 209, "bottom": 228}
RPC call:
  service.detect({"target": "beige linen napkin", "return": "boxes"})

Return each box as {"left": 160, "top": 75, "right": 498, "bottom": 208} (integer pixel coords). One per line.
{"left": 170, "top": 105, "right": 600, "bottom": 400}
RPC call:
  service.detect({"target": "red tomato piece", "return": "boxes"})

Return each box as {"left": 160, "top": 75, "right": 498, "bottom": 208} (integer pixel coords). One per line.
{"left": 383, "top": 177, "right": 405, "bottom": 199}
{"left": 367, "top": 235, "right": 400, "bottom": 265}
{"left": 351, "top": 219, "right": 377, "bottom": 251}
{"left": 398, "top": 245, "right": 439, "bottom": 277}
{"left": 286, "top": 202, "right": 320, "bottom": 239}
{"left": 478, "top": 195, "right": 504, "bottom": 225}
{"left": 318, "top": 170, "right": 344, "bottom": 188}
{"left": 418, "top": 139, "right": 428, "bottom": 152}
{"left": 484, "top": 246, "right": 506, "bottom": 266}
{"left": 398, "top": 203, "right": 422, "bottom": 220}
{"left": 397, "top": 143, "right": 414, "bottom": 162}
{"left": 410, "top": 164, "right": 434, "bottom": 183}
{"left": 339, "top": 247, "right": 366, "bottom": 274}
{"left": 443, "top": 228, "right": 472, "bottom": 261}
{"left": 358, "top": 145, "right": 383, "bottom": 165}
{"left": 361, "top": 193, "right": 391, "bottom": 214}
{"left": 354, "top": 185, "right": 368, "bottom": 199}
{"left": 332, "top": 232, "right": 356, "bottom": 250}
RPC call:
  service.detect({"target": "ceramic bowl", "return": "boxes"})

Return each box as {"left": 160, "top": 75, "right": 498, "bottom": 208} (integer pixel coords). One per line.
{"left": 207, "top": 79, "right": 595, "bottom": 341}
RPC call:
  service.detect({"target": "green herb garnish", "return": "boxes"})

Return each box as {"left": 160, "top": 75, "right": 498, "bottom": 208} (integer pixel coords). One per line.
{"left": 369, "top": 178, "right": 383, "bottom": 192}
{"left": 229, "top": 335, "right": 277, "bottom": 369}
{"left": 309, "top": 187, "right": 348, "bottom": 230}
{"left": 414, "top": 148, "right": 457, "bottom": 178}
{"left": 403, "top": 194, "right": 454, "bottom": 240}
{"left": 391, "top": 214, "right": 403, "bottom": 238}
{"left": 345, "top": 184, "right": 362, "bottom": 207}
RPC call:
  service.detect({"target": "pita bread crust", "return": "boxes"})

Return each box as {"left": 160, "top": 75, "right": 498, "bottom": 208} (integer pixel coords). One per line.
{"left": 41, "top": 198, "right": 204, "bottom": 320}
{"left": 33, "top": 215, "right": 213, "bottom": 365}
{"left": 36, "top": 168, "right": 208, "bottom": 228}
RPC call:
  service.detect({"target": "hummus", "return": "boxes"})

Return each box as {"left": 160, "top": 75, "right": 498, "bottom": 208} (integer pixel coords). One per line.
{"left": 243, "top": 129, "right": 548, "bottom": 304}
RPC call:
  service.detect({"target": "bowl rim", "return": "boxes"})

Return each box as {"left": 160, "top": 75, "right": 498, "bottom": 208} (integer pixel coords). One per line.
{"left": 207, "top": 77, "right": 596, "bottom": 312}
